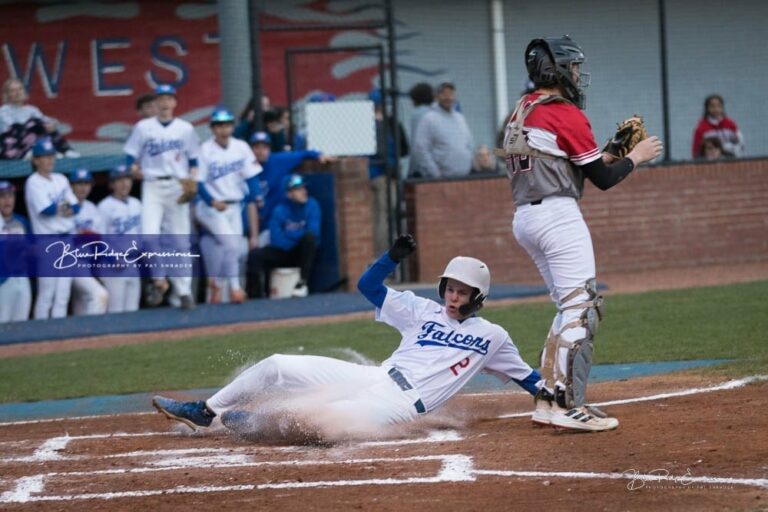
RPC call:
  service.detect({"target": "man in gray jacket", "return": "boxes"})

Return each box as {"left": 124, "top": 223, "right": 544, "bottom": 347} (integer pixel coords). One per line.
{"left": 410, "top": 82, "right": 473, "bottom": 178}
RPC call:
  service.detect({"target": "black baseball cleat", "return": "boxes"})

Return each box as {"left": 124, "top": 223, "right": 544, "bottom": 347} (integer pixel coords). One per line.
{"left": 152, "top": 395, "right": 215, "bottom": 430}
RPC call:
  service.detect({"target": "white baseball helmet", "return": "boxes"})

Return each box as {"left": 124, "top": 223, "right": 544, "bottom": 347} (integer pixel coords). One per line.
{"left": 438, "top": 256, "right": 491, "bottom": 299}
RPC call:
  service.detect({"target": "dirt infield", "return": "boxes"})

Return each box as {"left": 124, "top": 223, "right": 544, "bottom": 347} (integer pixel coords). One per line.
{"left": 2, "top": 374, "right": 767, "bottom": 511}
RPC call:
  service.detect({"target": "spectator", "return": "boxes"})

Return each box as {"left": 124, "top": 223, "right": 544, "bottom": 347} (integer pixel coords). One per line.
{"left": 368, "top": 87, "right": 409, "bottom": 255}
{"left": 0, "top": 180, "right": 32, "bottom": 323}
{"left": 698, "top": 136, "right": 726, "bottom": 161}
{"left": 135, "top": 93, "right": 158, "bottom": 119}
{"left": 24, "top": 138, "right": 80, "bottom": 319}
{"left": 98, "top": 166, "right": 143, "bottom": 313}
{"left": 471, "top": 145, "right": 503, "bottom": 174}
{"left": 195, "top": 108, "right": 262, "bottom": 304}
{"left": 691, "top": 94, "right": 744, "bottom": 159}
{"left": 263, "top": 108, "right": 290, "bottom": 153}
{"left": 69, "top": 168, "right": 109, "bottom": 316}
{"left": 246, "top": 174, "right": 320, "bottom": 299}
{"left": 0, "top": 78, "right": 77, "bottom": 159}
{"left": 410, "top": 82, "right": 473, "bottom": 178}
{"left": 234, "top": 95, "right": 271, "bottom": 143}
{"left": 407, "top": 82, "right": 433, "bottom": 176}
{"left": 248, "top": 131, "right": 332, "bottom": 243}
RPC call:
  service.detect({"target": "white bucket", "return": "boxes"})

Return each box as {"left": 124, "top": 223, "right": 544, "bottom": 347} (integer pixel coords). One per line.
{"left": 269, "top": 267, "right": 301, "bottom": 299}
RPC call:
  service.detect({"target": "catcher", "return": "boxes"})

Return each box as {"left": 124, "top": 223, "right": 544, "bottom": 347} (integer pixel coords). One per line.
{"left": 499, "top": 36, "right": 662, "bottom": 431}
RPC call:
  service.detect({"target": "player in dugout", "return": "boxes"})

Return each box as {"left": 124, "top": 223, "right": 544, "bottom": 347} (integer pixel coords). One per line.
{"left": 152, "top": 234, "right": 543, "bottom": 440}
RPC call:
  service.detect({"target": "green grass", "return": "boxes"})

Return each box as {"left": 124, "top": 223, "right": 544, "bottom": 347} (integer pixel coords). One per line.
{"left": 1, "top": 281, "right": 766, "bottom": 403}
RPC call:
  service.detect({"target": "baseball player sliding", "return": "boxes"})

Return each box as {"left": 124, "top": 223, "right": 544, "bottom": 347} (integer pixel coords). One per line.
{"left": 152, "top": 234, "right": 542, "bottom": 438}
{"left": 501, "top": 36, "right": 663, "bottom": 431}
{"left": 123, "top": 84, "right": 200, "bottom": 309}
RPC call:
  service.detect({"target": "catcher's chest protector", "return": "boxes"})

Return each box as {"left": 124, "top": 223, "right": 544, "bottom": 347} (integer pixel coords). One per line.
{"left": 497, "top": 95, "right": 569, "bottom": 160}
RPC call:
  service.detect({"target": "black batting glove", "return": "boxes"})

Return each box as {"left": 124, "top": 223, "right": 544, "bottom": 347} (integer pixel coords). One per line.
{"left": 388, "top": 234, "right": 416, "bottom": 262}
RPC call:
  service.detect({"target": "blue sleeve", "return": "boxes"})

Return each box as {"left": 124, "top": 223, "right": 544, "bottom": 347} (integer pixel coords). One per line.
{"left": 307, "top": 199, "right": 321, "bottom": 239}
{"left": 70, "top": 203, "right": 81, "bottom": 215}
{"left": 268, "top": 206, "right": 292, "bottom": 250}
{"left": 41, "top": 202, "right": 57, "bottom": 216}
{"left": 512, "top": 369, "right": 541, "bottom": 396}
{"left": 272, "top": 150, "right": 320, "bottom": 172}
{"left": 125, "top": 154, "right": 135, "bottom": 167}
{"left": 197, "top": 182, "right": 214, "bottom": 206}
{"left": 357, "top": 251, "right": 397, "bottom": 308}
{"left": 245, "top": 175, "right": 262, "bottom": 202}
{"left": 188, "top": 158, "right": 199, "bottom": 168}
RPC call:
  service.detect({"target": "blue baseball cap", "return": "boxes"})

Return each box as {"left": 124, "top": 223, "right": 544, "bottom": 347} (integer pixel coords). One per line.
{"left": 154, "top": 84, "right": 176, "bottom": 96}
{"left": 32, "top": 137, "right": 56, "bottom": 157}
{"left": 308, "top": 91, "right": 336, "bottom": 103}
{"left": 368, "top": 88, "right": 382, "bottom": 106}
{"left": 250, "top": 131, "right": 271, "bottom": 145}
{"left": 286, "top": 174, "right": 305, "bottom": 190}
{"left": 109, "top": 165, "right": 132, "bottom": 181}
{"left": 0, "top": 180, "right": 15, "bottom": 194}
{"left": 210, "top": 108, "right": 235, "bottom": 124}
{"left": 69, "top": 168, "right": 93, "bottom": 183}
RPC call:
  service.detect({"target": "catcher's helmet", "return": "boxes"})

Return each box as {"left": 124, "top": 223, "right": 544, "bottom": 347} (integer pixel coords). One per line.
{"left": 438, "top": 256, "right": 491, "bottom": 316}
{"left": 525, "top": 35, "right": 589, "bottom": 109}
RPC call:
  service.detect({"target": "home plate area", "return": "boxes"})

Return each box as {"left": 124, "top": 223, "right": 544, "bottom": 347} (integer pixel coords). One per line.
{"left": 1, "top": 376, "right": 767, "bottom": 511}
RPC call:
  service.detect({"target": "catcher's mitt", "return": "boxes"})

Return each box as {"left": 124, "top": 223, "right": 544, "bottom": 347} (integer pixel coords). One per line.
{"left": 177, "top": 178, "right": 198, "bottom": 204}
{"left": 602, "top": 115, "right": 648, "bottom": 159}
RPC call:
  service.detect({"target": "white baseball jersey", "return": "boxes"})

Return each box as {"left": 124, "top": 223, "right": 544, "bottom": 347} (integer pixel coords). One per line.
{"left": 123, "top": 117, "right": 200, "bottom": 180}
{"left": 24, "top": 172, "right": 78, "bottom": 234}
{"left": 74, "top": 200, "right": 103, "bottom": 234}
{"left": 379, "top": 289, "right": 532, "bottom": 412}
{"left": 198, "top": 137, "right": 262, "bottom": 201}
{"left": 98, "top": 195, "right": 142, "bottom": 235}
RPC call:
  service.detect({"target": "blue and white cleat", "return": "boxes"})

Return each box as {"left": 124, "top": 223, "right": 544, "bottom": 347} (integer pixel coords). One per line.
{"left": 220, "top": 409, "right": 253, "bottom": 431}
{"left": 152, "top": 395, "right": 216, "bottom": 430}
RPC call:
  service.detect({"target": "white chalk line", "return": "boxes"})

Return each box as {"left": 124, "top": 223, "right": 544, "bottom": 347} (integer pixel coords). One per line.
{"left": 0, "top": 429, "right": 463, "bottom": 465}
{"left": 498, "top": 375, "right": 768, "bottom": 419}
{"left": 0, "top": 454, "right": 475, "bottom": 503}
{"left": 0, "top": 411, "right": 153, "bottom": 428}
{"left": 475, "top": 469, "right": 768, "bottom": 490}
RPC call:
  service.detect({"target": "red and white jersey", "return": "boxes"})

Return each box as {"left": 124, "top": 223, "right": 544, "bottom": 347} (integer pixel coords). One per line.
{"left": 24, "top": 172, "right": 78, "bottom": 234}
{"left": 691, "top": 115, "right": 744, "bottom": 158}
{"left": 378, "top": 289, "right": 533, "bottom": 412}
{"left": 98, "top": 195, "right": 142, "bottom": 235}
{"left": 124, "top": 117, "right": 200, "bottom": 180}
{"left": 504, "top": 93, "right": 601, "bottom": 205}
{"left": 198, "top": 137, "right": 262, "bottom": 202}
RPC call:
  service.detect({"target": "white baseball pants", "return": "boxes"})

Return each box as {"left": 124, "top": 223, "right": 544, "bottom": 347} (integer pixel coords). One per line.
{"left": 195, "top": 202, "right": 244, "bottom": 293}
{"left": 33, "top": 277, "right": 72, "bottom": 319}
{"left": 0, "top": 277, "right": 32, "bottom": 323}
{"left": 207, "top": 355, "right": 421, "bottom": 428}
{"left": 513, "top": 196, "right": 595, "bottom": 389}
{"left": 103, "top": 277, "right": 141, "bottom": 313}
{"left": 141, "top": 179, "right": 192, "bottom": 296}
{"left": 71, "top": 277, "right": 109, "bottom": 315}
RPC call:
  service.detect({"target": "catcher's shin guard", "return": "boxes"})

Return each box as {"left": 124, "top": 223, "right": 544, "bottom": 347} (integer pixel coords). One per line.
{"left": 540, "top": 278, "right": 604, "bottom": 410}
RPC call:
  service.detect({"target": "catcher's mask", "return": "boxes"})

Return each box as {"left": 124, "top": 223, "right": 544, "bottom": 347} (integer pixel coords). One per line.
{"left": 525, "top": 35, "right": 589, "bottom": 109}
{"left": 438, "top": 256, "right": 491, "bottom": 317}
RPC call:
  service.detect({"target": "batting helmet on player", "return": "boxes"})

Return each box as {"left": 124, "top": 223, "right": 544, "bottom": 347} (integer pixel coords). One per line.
{"left": 525, "top": 35, "right": 589, "bottom": 109}
{"left": 438, "top": 256, "right": 490, "bottom": 316}
{"left": 210, "top": 108, "right": 235, "bottom": 124}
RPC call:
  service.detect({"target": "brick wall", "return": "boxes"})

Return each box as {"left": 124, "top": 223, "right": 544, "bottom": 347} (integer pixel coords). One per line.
{"left": 328, "top": 157, "right": 374, "bottom": 289}
{"left": 405, "top": 158, "right": 768, "bottom": 284}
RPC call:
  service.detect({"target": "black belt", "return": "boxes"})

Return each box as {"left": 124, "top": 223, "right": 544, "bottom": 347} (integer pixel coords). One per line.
{"left": 155, "top": 176, "right": 173, "bottom": 181}
{"left": 388, "top": 368, "right": 426, "bottom": 414}
{"left": 223, "top": 200, "right": 240, "bottom": 204}
{"left": 530, "top": 199, "right": 543, "bottom": 205}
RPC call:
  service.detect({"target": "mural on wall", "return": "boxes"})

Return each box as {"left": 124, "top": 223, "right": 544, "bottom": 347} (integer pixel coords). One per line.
{"left": 0, "top": 0, "right": 444, "bottom": 156}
